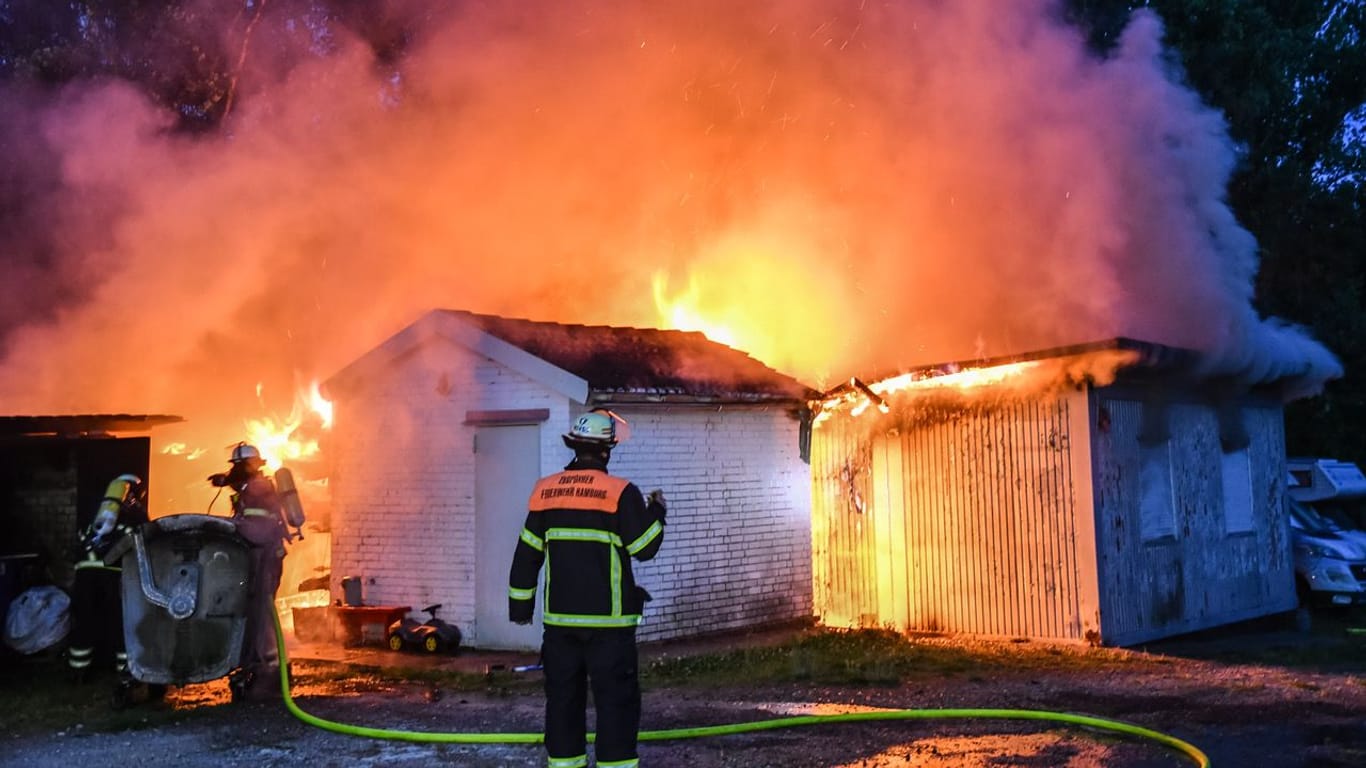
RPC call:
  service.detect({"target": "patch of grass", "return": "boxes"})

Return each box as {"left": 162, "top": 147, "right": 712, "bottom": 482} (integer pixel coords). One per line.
{"left": 642, "top": 627, "right": 1129, "bottom": 689}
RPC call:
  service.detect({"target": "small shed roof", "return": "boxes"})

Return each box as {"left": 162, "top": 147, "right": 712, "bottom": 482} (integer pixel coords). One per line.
{"left": 0, "top": 414, "right": 184, "bottom": 438}
{"left": 324, "top": 309, "right": 819, "bottom": 406}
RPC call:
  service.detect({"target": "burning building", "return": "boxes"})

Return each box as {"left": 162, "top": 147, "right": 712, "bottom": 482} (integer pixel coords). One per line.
{"left": 811, "top": 339, "right": 1304, "bottom": 647}
{"left": 321, "top": 309, "right": 817, "bottom": 650}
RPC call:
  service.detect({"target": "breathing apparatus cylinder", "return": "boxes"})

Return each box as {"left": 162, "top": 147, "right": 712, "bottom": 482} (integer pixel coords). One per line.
{"left": 91, "top": 475, "right": 140, "bottom": 540}
{"left": 274, "top": 467, "right": 307, "bottom": 534}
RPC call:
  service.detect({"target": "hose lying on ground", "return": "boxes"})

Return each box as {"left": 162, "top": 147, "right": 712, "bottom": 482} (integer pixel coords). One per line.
{"left": 269, "top": 613, "right": 1211, "bottom": 767}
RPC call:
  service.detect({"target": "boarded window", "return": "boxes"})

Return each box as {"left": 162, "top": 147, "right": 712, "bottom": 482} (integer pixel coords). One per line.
{"left": 1221, "top": 448, "right": 1254, "bottom": 533}
{"left": 1139, "top": 441, "right": 1175, "bottom": 541}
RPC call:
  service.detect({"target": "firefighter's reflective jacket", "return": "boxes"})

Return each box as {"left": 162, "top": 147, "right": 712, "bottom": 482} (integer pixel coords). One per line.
{"left": 508, "top": 459, "right": 665, "bottom": 628}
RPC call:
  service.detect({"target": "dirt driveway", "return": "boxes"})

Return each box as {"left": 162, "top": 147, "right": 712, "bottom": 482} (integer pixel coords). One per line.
{"left": 3, "top": 617, "right": 1364, "bottom": 767}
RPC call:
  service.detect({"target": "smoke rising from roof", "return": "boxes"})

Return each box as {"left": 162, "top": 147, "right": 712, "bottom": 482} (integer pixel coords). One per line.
{"left": 0, "top": 1, "right": 1341, "bottom": 439}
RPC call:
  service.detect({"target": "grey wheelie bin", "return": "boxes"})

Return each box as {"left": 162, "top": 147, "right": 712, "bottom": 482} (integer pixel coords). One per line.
{"left": 106, "top": 514, "right": 252, "bottom": 689}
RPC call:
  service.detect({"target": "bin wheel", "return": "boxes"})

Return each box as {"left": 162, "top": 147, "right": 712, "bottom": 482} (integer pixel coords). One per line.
{"left": 423, "top": 635, "right": 441, "bottom": 654}
{"left": 229, "top": 671, "right": 249, "bottom": 703}
{"left": 110, "top": 684, "right": 132, "bottom": 710}
{"left": 388, "top": 633, "right": 405, "bottom": 652}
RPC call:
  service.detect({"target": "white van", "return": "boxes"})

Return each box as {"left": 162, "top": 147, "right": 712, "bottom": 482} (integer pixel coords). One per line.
{"left": 1285, "top": 459, "right": 1366, "bottom": 607}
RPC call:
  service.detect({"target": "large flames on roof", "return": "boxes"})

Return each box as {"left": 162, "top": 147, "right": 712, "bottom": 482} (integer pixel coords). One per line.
{"left": 813, "top": 348, "right": 1143, "bottom": 427}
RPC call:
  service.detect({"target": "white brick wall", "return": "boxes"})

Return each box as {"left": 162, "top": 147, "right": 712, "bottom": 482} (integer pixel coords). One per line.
{"left": 329, "top": 336, "right": 812, "bottom": 646}
{"left": 600, "top": 405, "right": 813, "bottom": 643}
{"left": 328, "top": 340, "right": 569, "bottom": 643}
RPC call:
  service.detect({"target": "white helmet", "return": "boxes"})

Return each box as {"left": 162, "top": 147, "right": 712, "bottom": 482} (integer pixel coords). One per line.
{"left": 230, "top": 443, "right": 261, "bottom": 463}
{"left": 563, "top": 410, "right": 620, "bottom": 447}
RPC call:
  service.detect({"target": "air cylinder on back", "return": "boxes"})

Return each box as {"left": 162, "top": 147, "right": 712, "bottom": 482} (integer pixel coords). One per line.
{"left": 274, "top": 466, "right": 307, "bottom": 530}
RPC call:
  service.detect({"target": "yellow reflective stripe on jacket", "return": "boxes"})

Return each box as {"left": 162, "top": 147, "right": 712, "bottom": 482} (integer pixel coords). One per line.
{"left": 519, "top": 527, "right": 544, "bottom": 552}
{"left": 508, "top": 586, "right": 536, "bottom": 601}
{"left": 543, "top": 612, "right": 641, "bottom": 628}
{"left": 241, "top": 508, "right": 273, "bottom": 517}
{"left": 545, "top": 528, "right": 622, "bottom": 547}
{"left": 626, "top": 520, "right": 663, "bottom": 555}
{"left": 547, "top": 754, "right": 588, "bottom": 768}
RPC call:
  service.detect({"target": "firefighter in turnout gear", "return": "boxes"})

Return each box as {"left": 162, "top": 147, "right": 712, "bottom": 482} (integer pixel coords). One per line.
{"left": 68, "top": 474, "right": 148, "bottom": 683}
{"left": 509, "top": 409, "right": 667, "bottom": 768}
{"left": 209, "top": 442, "right": 289, "bottom": 696}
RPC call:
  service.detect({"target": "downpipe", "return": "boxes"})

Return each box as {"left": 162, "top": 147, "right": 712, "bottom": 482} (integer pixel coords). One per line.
{"left": 269, "top": 612, "right": 1211, "bottom": 767}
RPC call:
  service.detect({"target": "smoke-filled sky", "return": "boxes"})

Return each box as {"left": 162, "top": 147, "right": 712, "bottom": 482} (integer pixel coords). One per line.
{"left": 0, "top": 0, "right": 1343, "bottom": 507}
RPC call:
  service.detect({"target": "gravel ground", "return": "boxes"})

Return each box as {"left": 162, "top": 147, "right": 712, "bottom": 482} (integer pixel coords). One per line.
{"left": 3, "top": 618, "right": 1364, "bottom": 767}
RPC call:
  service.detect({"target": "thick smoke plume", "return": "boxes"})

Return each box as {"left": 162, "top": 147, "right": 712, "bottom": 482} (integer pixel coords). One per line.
{"left": 0, "top": 0, "right": 1340, "bottom": 509}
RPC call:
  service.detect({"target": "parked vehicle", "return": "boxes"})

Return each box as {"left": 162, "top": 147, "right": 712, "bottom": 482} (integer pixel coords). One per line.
{"left": 1286, "top": 496, "right": 1366, "bottom": 608}
{"left": 1286, "top": 456, "right": 1366, "bottom": 503}
{"left": 1284, "top": 456, "right": 1366, "bottom": 609}
{"left": 386, "top": 603, "right": 462, "bottom": 654}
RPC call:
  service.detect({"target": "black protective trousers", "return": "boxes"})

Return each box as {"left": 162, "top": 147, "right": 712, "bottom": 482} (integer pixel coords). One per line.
{"left": 68, "top": 566, "right": 124, "bottom": 674}
{"left": 542, "top": 625, "right": 641, "bottom": 765}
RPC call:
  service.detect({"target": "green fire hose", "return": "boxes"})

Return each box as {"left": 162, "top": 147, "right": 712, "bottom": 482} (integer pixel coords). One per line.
{"left": 269, "top": 614, "right": 1211, "bottom": 767}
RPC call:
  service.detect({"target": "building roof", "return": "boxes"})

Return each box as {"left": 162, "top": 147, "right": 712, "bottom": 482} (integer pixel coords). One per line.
{"left": 324, "top": 309, "right": 818, "bottom": 406}
{"left": 819, "top": 337, "right": 1221, "bottom": 406}
{"left": 0, "top": 414, "right": 185, "bottom": 438}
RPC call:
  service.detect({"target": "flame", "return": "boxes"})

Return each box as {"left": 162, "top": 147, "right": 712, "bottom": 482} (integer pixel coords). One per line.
{"left": 819, "top": 360, "right": 1044, "bottom": 420}
{"left": 652, "top": 272, "right": 741, "bottom": 349}
{"left": 648, "top": 235, "right": 852, "bottom": 385}
{"left": 160, "top": 442, "right": 208, "bottom": 460}
{"left": 243, "top": 380, "right": 334, "bottom": 471}
{"left": 308, "top": 380, "right": 334, "bottom": 429}
{"left": 874, "top": 360, "right": 1043, "bottom": 396}
{"left": 815, "top": 350, "right": 1143, "bottom": 424}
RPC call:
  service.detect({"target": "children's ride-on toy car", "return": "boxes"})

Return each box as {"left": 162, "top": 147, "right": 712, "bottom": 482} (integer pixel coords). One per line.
{"left": 387, "top": 603, "right": 462, "bottom": 654}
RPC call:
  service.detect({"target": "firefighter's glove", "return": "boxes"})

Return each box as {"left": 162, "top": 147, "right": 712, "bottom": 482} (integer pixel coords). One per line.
{"left": 509, "top": 599, "right": 534, "bottom": 625}
{"left": 208, "top": 472, "right": 230, "bottom": 488}
{"left": 647, "top": 489, "right": 667, "bottom": 521}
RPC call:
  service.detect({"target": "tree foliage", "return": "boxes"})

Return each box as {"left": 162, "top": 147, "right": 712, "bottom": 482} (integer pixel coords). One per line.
{"left": 0, "top": 0, "right": 429, "bottom": 129}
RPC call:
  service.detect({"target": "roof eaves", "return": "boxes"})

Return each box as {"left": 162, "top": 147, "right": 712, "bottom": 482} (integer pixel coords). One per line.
{"left": 323, "top": 310, "right": 591, "bottom": 404}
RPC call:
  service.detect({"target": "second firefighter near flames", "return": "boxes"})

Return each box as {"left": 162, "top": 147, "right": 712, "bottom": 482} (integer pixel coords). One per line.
{"left": 207, "top": 442, "right": 306, "bottom": 699}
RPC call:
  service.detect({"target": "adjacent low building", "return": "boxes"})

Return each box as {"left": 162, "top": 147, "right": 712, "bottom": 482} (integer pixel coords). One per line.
{"left": 810, "top": 339, "right": 1300, "bottom": 647}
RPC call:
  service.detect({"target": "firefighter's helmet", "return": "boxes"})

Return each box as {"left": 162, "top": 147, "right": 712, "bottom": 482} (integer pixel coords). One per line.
{"left": 230, "top": 443, "right": 262, "bottom": 464}
{"left": 563, "top": 409, "right": 620, "bottom": 448}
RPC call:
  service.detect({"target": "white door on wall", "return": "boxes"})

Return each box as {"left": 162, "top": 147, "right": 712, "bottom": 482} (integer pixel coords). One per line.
{"left": 474, "top": 424, "right": 543, "bottom": 650}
